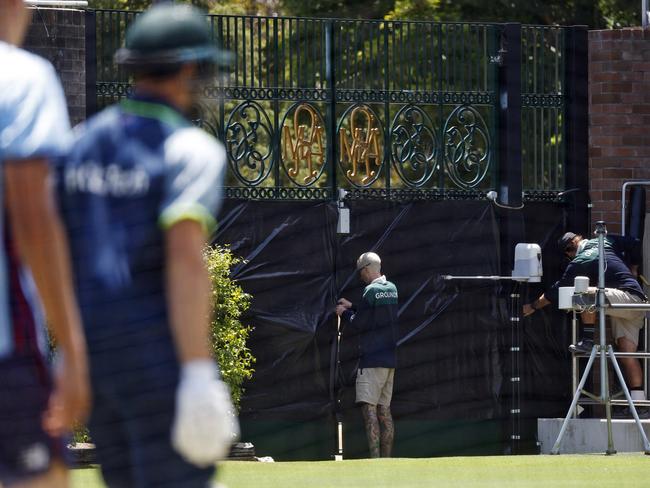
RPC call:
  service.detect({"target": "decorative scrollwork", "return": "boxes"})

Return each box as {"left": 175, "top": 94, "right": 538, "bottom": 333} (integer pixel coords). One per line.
{"left": 342, "top": 188, "right": 487, "bottom": 202}
{"left": 524, "top": 190, "right": 563, "bottom": 202}
{"left": 337, "top": 104, "right": 384, "bottom": 188}
{"left": 225, "top": 101, "right": 274, "bottom": 186}
{"left": 521, "top": 93, "right": 564, "bottom": 108}
{"left": 279, "top": 103, "right": 327, "bottom": 187}
{"left": 443, "top": 105, "right": 491, "bottom": 189}
{"left": 189, "top": 100, "right": 222, "bottom": 140}
{"left": 224, "top": 186, "right": 332, "bottom": 200}
{"left": 97, "top": 82, "right": 132, "bottom": 98}
{"left": 390, "top": 105, "right": 438, "bottom": 188}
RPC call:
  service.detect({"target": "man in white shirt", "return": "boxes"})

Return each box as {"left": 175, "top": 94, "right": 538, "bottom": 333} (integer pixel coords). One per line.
{"left": 0, "top": 1, "right": 90, "bottom": 487}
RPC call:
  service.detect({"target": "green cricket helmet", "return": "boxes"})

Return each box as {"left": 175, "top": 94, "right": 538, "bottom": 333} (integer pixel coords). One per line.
{"left": 114, "top": 4, "right": 232, "bottom": 70}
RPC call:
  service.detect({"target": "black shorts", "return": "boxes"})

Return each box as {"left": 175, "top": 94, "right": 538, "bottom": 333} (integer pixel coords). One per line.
{"left": 88, "top": 351, "right": 216, "bottom": 488}
{"left": 0, "top": 353, "right": 65, "bottom": 485}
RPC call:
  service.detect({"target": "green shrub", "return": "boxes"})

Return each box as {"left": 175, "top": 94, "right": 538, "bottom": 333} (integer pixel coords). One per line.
{"left": 204, "top": 245, "right": 255, "bottom": 410}
{"left": 72, "top": 423, "right": 91, "bottom": 444}
{"left": 64, "top": 245, "right": 253, "bottom": 444}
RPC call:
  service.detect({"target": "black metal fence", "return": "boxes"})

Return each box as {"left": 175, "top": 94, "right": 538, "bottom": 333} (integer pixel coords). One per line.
{"left": 521, "top": 25, "right": 566, "bottom": 192}
{"left": 86, "top": 11, "right": 587, "bottom": 201}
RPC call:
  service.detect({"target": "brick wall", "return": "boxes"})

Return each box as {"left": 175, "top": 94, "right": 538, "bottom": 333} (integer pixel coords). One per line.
{"left": 589, "top": 28, "right": 650, "bottom": 234}
{"left": 24, "top": 8, "right": 86, "bottom": 126}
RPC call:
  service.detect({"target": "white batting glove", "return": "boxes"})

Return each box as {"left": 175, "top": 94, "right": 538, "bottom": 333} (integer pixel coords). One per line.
{"left": 171, "top": 359, "right": 240, "bottom": 467}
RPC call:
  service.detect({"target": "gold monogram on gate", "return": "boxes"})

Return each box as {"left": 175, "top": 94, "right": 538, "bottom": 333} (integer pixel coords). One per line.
{"left": 281, "top": 104, "right": 325, "bottom": 185}
{"left": 339, "top": 106, "right": 383, "bottom": 185}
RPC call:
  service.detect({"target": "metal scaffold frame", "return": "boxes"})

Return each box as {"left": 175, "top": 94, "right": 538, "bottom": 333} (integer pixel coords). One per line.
{"left": 551, "top": 221, "right": 650, "bottom": 455}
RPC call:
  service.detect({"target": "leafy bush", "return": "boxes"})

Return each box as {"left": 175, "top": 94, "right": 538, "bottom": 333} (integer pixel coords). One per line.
{"left": 64, "top": 245, "right": 253, "bottom": 444}
{"left": 72, "top": 423, "right": 91, "bottom": 444}
{"left": 204, "top": 245, "right": 255, "bottom": 410}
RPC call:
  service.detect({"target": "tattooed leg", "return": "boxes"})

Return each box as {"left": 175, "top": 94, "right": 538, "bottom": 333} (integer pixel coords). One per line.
{"left": 361, "top": 403, "right": 380, "bottom": 458}
{"left": 377, "top": 405, "right": 394, "bottom": 458}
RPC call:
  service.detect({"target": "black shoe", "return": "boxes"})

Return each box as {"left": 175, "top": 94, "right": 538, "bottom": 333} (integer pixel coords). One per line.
{"left": 612, "top": 406, "right": 650, "bottom": 419}
{"left": 569, "top": 339, "right": 594, "bottom": 354}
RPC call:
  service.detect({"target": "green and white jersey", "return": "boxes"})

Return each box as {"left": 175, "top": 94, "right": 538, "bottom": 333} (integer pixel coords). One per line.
{"left": 344, "top": 276, "right": 399, "bottom": 369}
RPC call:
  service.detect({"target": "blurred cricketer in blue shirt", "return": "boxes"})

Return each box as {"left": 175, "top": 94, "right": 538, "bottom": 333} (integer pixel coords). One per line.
{"left": 57, "top": 4, "right": 238, "bottom": 487}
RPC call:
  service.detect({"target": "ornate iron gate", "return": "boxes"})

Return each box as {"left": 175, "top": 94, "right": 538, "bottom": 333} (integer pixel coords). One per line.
{"left": 86, "top": 11, "right": 587, "bottom": 203}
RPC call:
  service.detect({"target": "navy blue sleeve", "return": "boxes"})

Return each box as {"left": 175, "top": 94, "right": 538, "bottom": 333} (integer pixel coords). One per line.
{"left": 341, "top": 309, "right": 355, "bottom": 322}
{"left": 342, "top": 295, "right": 370, "bottom": 331}
{"left": 546, "top": 262, "right": 580, "bottom": 304}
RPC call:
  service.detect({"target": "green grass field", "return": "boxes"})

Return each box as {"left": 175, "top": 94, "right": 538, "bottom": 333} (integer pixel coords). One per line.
{"left": 72, "top": 455, "right": 650, "bottom": 488}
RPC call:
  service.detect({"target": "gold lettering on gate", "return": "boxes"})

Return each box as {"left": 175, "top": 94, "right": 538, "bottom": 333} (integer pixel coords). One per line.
{"left": 282, "top": 104, "right": 325, "bottom": 185}
{"left": 339, "top": 106, "right": 382, "bottom": 185}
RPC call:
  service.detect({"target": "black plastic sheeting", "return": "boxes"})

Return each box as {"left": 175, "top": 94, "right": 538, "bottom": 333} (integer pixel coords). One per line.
{"left": 213, "top": 200, "right": 576, "bottom": 460}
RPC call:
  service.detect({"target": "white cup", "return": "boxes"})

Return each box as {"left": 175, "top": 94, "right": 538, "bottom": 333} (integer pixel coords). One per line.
{"left": 574, "top": 276, "right": 589, "bottom": 294}
{"left": 558, "top": 286, "right": 575, "bottom": 310}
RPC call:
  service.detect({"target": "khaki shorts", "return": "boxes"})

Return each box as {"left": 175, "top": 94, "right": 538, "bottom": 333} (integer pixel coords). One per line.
{"left": 603, "top": 288, "right": 646, "bottom": 346}
{"left": 355, "top": 367, "right": 394, "bottom": 406}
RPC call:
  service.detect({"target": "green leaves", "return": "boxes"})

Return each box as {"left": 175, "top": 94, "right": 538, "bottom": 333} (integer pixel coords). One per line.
{"left": 204, "top": 245, "right": 255, "bottom": 410}
{"left": 89, "top": 0, "right": 640, "bottom": 29}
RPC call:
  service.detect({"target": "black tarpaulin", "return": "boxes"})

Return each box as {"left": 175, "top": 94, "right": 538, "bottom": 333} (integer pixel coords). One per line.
{"left": 213, "top": 199, "right": 573, "bottom": 459}
{"left": 216, "top": 201, "right": 336, "bottom": 421}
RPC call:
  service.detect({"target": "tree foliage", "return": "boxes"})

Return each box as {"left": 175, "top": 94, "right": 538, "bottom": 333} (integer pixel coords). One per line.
{"left": 89, "top": 0, "right": 643, "bottom": 28}
{"left": 384, "top": 0, "right": 640, "bottom": 27}
{"left": 88, "top": 0, "right": 277, "bottom": 15}
{"left": 280, "top": 0, "right": 394, "bottom": 18}
{"left": 204, "top": 245, "right": 255, "bottom": 410}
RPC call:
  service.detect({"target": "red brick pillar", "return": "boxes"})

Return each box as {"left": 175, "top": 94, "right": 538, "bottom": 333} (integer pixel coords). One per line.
{"left": 24, "top": 7, "right": 86, "bottom": 126}
{"left": 589, "top": 28, "right": 650, "bottom": 234}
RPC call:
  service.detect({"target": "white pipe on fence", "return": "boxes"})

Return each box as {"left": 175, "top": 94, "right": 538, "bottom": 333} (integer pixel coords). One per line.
{"left": 644, "top": 0, "right": 649, "bottom": 28}
{"left": 26, "top": 1, "right": 88, "bottom": 7}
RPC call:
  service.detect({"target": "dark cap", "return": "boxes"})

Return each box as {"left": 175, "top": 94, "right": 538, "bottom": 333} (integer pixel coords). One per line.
{"left": 115, "top": 4, "right": 233, "bottom": 69}
{"left": 558, "top": 232, "right": 577, "bottom": 252}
